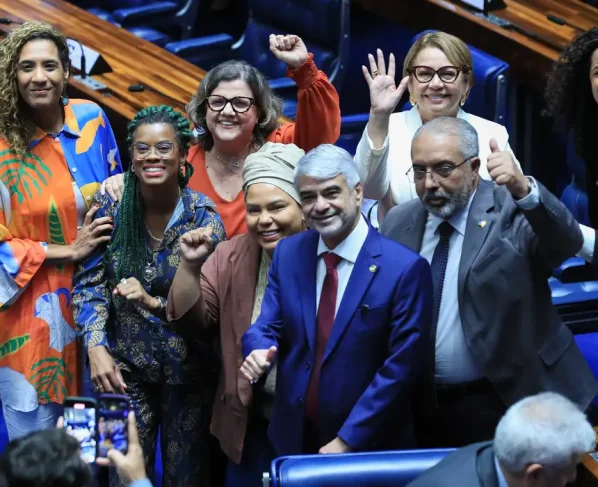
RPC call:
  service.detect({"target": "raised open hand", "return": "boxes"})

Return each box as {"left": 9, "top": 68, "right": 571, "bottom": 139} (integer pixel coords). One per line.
{"left": 362, "top": 49, "right": 409, "bottom": 115}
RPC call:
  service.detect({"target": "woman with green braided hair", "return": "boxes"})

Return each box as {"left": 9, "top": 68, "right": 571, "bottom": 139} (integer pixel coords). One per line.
{"left": 72, "top": 105, "right": 226, "bottom": 487}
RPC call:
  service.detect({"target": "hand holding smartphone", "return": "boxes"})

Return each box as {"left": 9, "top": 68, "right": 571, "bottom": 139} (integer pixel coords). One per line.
{"left": 63, "top": 394, "right": 130, "bottom": 463}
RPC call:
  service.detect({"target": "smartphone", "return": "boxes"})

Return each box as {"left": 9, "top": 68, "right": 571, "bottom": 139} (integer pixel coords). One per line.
{"left": 63, "top": 396, "right": 97, "bottom": 463}
{"left": 97, "top": 393, "right": 130, "bottom": 458}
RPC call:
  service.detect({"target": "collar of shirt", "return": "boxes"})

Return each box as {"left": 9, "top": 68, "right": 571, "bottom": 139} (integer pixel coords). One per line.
{"left": 316, "top": 214, "right": 369, "bottom": 263}
{"left": 494, "top": 455, "right": 509, "bottom": 487}
{"left": 427, "top": 188, "right": 477, "bottom": 236}
{"left": 28, "top": 104, "right": 81, "bottom": 150}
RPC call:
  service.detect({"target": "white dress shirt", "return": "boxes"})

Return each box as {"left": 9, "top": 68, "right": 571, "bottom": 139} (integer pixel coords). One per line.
{"left": 316, "top": 215, "right": 369, "bottom": 315}
{"left": 421, "top": 178, "right": 541, "bottom": 384}
{"left": 354, "top": 106, "right": 521, "bottom": 208}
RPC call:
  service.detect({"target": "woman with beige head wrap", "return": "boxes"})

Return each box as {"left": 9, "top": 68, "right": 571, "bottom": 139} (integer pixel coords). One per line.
{"left": 166, "top": 142, "right": 306, "bottom": 485}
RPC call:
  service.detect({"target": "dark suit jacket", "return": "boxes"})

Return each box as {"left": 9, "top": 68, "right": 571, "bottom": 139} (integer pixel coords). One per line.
{"left": 242, "top": 225, "right": 433, "bottom": 455}
{"left": 167, "top": 234, "right": 261, "bottom": 464}
{"left": 407, "top": 441, "right": 499, "bottom": 487}
{"left": 382, "top": 179, "right": 598, "bottom": 410}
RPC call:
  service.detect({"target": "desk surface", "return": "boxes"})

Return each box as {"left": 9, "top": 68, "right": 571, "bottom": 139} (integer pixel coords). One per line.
{"left": 1, "top": 0, "right": 207, "bottom": 120}
{"left": 360, "top": 0, "right": 598, "bottom": 93}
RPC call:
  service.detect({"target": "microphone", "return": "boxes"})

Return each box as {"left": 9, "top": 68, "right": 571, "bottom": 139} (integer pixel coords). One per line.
{"left": 67, "top": 37, "right": 87, "bottom": 79}
{"left": 0, "top": 18, "right": 23, "bottom": 25}
{"left": 546, "top": 14, "right": 585, "bottom": 33}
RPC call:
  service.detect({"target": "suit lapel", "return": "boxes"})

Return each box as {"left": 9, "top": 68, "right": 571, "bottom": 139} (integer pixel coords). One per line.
{"left": 395, "top": 205, "right": 427, "bottom": 253}
{"left": 299, "top": 232, "right": 320, "bottom": 355}
{"left": 322, "top": 228, "right": 382, "bottom": 365}
{"left": 458, "top": 181, "right": 495, "bottom": 302}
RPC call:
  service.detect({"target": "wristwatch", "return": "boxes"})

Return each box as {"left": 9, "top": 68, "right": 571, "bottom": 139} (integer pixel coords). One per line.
{"left": 154, "top": 296, "right": 166, "bottom": 311}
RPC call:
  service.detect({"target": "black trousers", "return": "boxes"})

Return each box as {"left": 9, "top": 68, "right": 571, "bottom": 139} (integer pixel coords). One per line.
{"left": 417, "top": 378, "right": 507, "bottom": 449}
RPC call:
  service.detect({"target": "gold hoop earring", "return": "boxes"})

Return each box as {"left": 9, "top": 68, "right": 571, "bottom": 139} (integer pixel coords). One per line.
{"left": 409, "top": 95, "right": 417, "bottom": 106}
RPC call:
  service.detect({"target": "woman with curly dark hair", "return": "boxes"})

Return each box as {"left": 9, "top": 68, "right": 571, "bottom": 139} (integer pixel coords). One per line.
{"left": 72, "top": 105, "right": 226, "bottom": 486}
{"left": 0, "top": 21, "right": 121, "bottom": 439}
{"left": 545, "top": 27, "right": 598, "bottom": 262}
{"left": 103, "top": 34, "right": 341, "bottom": 238}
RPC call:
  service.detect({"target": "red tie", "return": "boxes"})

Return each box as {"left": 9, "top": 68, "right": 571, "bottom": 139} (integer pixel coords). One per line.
{"left": 305, "top": 252, "right": 342, "bottom": 425}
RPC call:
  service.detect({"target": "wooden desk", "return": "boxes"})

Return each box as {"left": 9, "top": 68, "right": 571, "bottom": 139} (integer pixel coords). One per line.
{"left": 359, "top": 0, "right": 598, "bottom": 93}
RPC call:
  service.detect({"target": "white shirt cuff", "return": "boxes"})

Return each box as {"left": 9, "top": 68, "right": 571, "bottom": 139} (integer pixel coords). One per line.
{"left": 577, "top": 224, "right": 595, "bottom": 263}
{"left": 515, "top": 176, "right": 540, "bottom": 210}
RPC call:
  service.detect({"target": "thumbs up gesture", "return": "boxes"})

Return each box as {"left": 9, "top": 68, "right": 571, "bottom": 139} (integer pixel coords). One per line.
{"left": 487, "top": 138, "right": 529, "bottom": 199}
{"left": 241, "top": 346, "right": 277, "bottom": 384}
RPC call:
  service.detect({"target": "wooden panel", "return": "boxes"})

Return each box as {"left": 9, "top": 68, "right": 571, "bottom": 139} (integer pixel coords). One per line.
{"left": 578, "top": 428, "right": 598, "bottom": 486}
{"left": 359, "top": 0, "right": 598, "bottom": 93}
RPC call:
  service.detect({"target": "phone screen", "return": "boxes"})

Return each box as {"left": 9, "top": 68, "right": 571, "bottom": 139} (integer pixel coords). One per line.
{"left": 97, "top": 395, "right": 129, "bottom": 458}
{"left": 64, "top": 401, "right": 97, "bottom": 463}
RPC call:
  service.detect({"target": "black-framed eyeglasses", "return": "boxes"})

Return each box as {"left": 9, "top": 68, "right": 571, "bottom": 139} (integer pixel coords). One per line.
{"left": 408, "top": 65, "right": 468, "bottom": 84}
{"left": 406, "top": 157, "right": 472, "bottom": 183}
{"left": 206, "top": 95, "right": 255, "bottom": 114}
{"left": 132, "top": 142, "right": 176, "bottom": 159}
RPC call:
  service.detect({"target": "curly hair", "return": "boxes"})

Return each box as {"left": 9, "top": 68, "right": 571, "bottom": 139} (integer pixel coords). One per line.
{"left": 186, "top": 59, "right": 282, "bottom": 151}
{"left": 0, "top": 429, "right": 92, "bottom": 487}
{"left": 0, "top": 21, "right": 70, "bottom": 155}
{"left": 544, "top": 27, "right": 598, "bottom": 226}
{"left": 109, "top": 105, "right": 195, "bottom": 281}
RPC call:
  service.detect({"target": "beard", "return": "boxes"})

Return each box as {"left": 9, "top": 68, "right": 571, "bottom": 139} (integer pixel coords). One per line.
{"left": 422, "top": 179, "right": 474, "bottom": 219}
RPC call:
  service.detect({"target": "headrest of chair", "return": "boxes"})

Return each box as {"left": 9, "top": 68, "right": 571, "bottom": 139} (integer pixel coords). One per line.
{"left": 273, "top": 449, "right": 454, "bottom": 487}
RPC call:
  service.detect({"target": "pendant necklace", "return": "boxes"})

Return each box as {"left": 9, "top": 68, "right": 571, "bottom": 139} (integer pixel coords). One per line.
{"left": 142, "top": 189, "right": 181, "bottom": 283}
{"left": 213, "top": 151, "right": 243, "bottom": 174}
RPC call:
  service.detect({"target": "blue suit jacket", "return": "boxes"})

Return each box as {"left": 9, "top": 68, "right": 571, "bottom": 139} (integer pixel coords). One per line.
{"left": 242, "top": 225, "right": 433, "bottom": 455}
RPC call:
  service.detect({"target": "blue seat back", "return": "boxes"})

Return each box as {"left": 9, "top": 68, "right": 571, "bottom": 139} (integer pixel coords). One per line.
{"left": 411, "top": 31, "right": 509, "bottom": 125}
{"left": 238, "top": 0, "right": 348, "bottom": 90}
{"left": 270, "top": 449, "right": 454, "bottom": 486}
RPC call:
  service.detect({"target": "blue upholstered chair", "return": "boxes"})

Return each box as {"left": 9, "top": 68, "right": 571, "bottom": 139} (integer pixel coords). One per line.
{"left": 164, "top": 0, "right": 351, "bottom": 118}
{"left": 264, "top": 448, "right": 454, "bottom": 487}
{"left": 336, "top": 31, "right": 509, "bottom": 156}
{"left": 80, "top": 0, "right": 200, "bottom": 47}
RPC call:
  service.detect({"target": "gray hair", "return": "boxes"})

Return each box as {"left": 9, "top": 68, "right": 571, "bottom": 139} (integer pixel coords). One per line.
{"left": 413, "top": 116, "right": 480, "bottom": 161}
{"left": 494, "top": 392, "right": 595, "bottom": 474}
{"left": 294, "top": 144, "right": 361, "bottom": 189}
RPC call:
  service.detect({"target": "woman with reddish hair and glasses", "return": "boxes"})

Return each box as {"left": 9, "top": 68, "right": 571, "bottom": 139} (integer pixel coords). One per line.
{"left": 103, "top": 33, "right": 341, "bottom": 238}
{"left": 355, "top": 31, "right": 520, "bottom": 221}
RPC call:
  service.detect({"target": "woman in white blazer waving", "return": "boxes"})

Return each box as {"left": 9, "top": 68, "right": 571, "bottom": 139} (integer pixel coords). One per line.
{"left": 355, "top": 31, "right": 520, "bottom": 219}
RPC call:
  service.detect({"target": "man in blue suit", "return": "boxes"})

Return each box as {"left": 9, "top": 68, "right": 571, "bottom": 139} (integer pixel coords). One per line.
{"left": 241, "top": 144, "right": 433, "bottom": 456}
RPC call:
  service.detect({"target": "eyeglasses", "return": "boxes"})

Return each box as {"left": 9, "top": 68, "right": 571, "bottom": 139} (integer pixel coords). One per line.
{"left": 133, "top": 142, "right": 176, "bottom": 159}
{"left": 206, "top": 95, "right": 255, "bottom": 114}
{"left": 406, "top": 157, "right": 472, "bottom": 183}
{"left": 408, "top": 65, "right": 467, "bottom": 84}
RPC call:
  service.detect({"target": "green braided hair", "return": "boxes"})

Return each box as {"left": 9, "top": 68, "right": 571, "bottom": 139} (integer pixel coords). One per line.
{"left": 109, "top": 105, "right": 195, "bottom": 281}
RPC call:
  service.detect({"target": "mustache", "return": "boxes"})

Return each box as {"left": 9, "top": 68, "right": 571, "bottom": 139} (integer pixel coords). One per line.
{"left": 423, "top": 188, "right": 450, "bottom": 203}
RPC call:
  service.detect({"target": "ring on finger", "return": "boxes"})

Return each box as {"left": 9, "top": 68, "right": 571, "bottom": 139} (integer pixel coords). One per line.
{"left": 120, "top": 278, "right": 127, "bottom": 284}
{"left": 372, "top": 70, "right": 379, "bottom": 78}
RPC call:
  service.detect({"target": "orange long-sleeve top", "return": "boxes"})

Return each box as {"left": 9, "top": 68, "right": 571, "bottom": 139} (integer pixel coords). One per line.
{"left": 187, "top": 54, "right": 341, "bottom": 238}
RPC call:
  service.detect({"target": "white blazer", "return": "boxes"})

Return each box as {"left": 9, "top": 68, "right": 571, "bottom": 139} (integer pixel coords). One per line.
{"left": 355, "top": 106, "right": 520, "bottom": 207}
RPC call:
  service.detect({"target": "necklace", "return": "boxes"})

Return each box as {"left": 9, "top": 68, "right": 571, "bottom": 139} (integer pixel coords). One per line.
{"left": 142, "top": 189, "right": 181, "bottom": 283}
{"left": 213, "top": 151, "right": 243, "bottom": 174}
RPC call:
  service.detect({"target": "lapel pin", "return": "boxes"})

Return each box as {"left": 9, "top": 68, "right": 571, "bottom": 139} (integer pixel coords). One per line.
{"left": 478, "top": 220, "right": 487, "bottom": 228}
{"left": 369, "top": 264, "right": 377, "bottom": 273}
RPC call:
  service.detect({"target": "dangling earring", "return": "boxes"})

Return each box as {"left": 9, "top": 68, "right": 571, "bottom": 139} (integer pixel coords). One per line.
{"left": 59, "top": 86, "right": 69, "bottom": 107}
{"left": 460, "top": 93, "right": 468, "bottom": 107}
{"left": 409, "top": 95, "right": 417, "bottom": 106}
